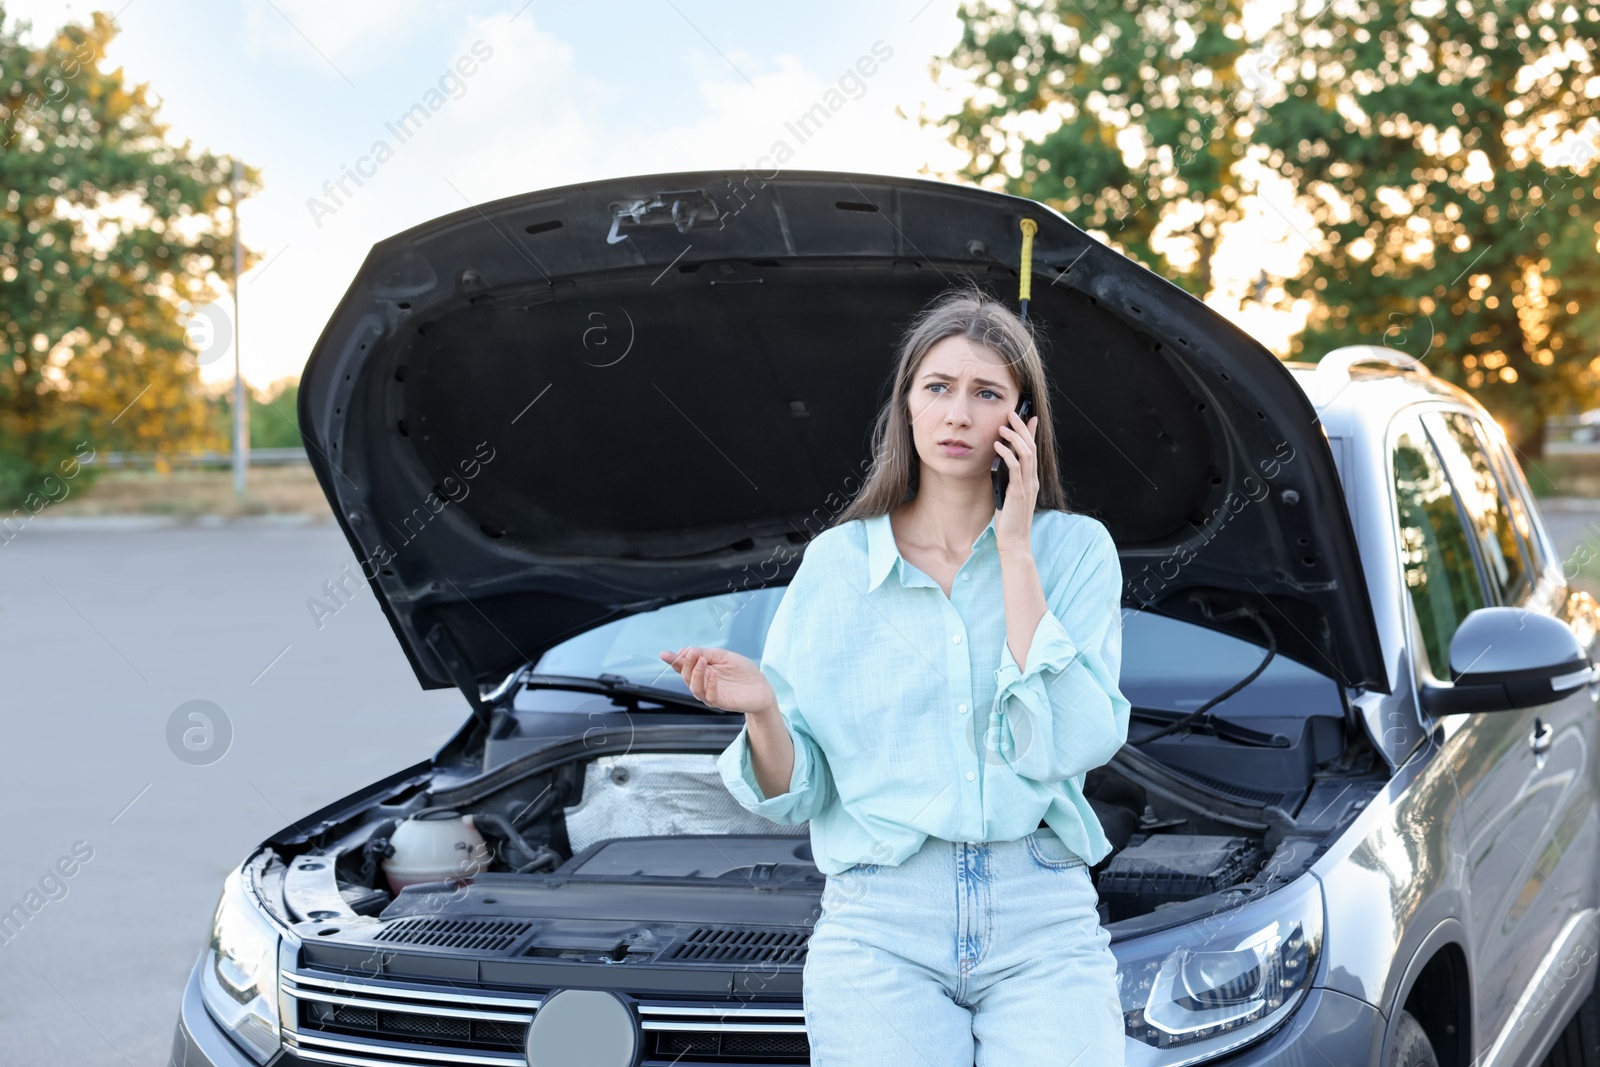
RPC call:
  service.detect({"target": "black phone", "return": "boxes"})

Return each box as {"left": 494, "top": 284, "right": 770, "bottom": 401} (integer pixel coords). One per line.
{"left": 991, "top": 395, "right": 1035, "bottom": 510}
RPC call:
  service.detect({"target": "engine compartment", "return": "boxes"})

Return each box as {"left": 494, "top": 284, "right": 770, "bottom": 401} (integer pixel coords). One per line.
{"left": 261, "top": 720, "right": 1385, "bottom": 966}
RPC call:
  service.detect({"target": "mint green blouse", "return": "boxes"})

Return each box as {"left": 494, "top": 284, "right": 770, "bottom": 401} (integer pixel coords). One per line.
{"left": 715, "top": 508, "right": 1130, "bottom": 876}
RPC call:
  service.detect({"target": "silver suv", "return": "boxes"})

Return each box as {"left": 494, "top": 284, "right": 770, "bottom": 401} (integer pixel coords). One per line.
{"left": 170, "top": 171, "right": 1600, "bottom": 1067}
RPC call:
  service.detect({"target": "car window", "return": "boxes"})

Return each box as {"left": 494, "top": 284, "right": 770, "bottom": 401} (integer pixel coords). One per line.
{"left": 1325, "top": 434, "right": 1345, "bottom": 486}
{"left": 1326, "top": 435, "right": 1356, "bottom": 529}
{"left": 1461, "top": 414, "right": 1548, "bottom": 596}
{"left": 1391, "top": 411, "right": 1489, "bottom": 678}
{"left": 1480, "top": 422, "right": 1555, "bottom": 581}
{"left": 1420, "top": 410, "right": 1532, "bottom": 605}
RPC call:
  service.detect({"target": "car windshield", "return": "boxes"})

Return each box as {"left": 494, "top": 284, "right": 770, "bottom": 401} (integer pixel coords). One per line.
{"left": 529, "top": 586, "right": 1341, "bottom": 717}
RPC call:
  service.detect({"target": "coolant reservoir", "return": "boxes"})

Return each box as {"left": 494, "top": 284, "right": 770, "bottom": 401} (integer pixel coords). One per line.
{"left": 382, "top": 808, "right": 490, "bottom": 893}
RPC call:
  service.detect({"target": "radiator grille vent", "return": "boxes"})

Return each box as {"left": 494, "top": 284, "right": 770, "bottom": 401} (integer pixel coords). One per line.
{"left": 657, "top": 1030, "right": 812, "bottom": 1057}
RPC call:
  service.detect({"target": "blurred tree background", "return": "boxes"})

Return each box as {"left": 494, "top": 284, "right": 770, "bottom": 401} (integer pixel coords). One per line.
{"left": 211, "top": 378, "right": 301, "bottom": 451}
{"left": 5, "top": 0, "right": 1598, "bottom": 516}
{"left": 941, "top": 0, "right": 1600, "bottom": 456}
{"left": 0, "top": 4, "right": 259, "bottom": 508}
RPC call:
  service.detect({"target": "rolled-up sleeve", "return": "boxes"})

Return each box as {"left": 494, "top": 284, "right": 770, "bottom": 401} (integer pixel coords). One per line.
{"left": 716, "top": 571, "right": 835, "bottom": 824}
{"left": 988, "top": 522, "right": 1129, "bottom": 783}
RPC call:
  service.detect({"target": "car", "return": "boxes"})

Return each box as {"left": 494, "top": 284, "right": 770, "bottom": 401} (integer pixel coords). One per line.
{"left": 170, "top": 169, "right": 1600, "bottom": 1067}
{"left": 1555, "top": 409, "right": 1600, "bottom": 446}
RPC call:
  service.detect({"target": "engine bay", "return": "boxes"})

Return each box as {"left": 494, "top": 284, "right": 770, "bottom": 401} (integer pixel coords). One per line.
{"left": 259, "top": 718, "right": 1385, "bottom": 975}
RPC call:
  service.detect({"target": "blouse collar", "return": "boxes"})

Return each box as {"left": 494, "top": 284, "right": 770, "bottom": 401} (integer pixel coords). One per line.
{"left": 864, "top": 509, "right": 998, "bottom": 593}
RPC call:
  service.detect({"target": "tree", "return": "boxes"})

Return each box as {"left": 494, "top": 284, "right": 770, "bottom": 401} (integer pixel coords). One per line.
{"left": 938, "top": 0, "right": 1600, "bottom": 457}
{"left": 1251, "top": 0, "right": 1600, "bottom": 457}
{"left": 938, "top": 0, "right": 1261, "bottom": 299}
{"left": 0, "top": 5, "right": 260, "bottom": 506}
{"left": 209, "top": 377, "right": 302, "bottom": 451}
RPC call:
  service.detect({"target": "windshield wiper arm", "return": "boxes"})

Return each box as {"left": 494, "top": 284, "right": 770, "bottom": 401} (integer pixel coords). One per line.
{"left": 596, "top": 673, "right": 737, "bottom": 713}
{"left": 517, "top": 672, "right": 737, "bottom": 714}
{"left": 1128, "top": 707, "right": 1290, "bottom": 748}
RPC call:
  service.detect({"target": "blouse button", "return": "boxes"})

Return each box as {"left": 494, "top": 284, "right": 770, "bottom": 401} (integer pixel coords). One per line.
{"left": 952, "top": 635, "right": 962, "bottom": 644}
{"left": 965, "top": 771, "right": 976, "bottom": 781}
{"left": 961, "top": 573, "right": 969, "bottom": 581}
{"left": 958, "top": 704, "right": 967, "bottom": 714}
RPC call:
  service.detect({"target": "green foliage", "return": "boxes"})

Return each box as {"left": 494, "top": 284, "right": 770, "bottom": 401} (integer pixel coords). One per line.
{"left": 942, "top": 0, "right": 1600, "bottom": 455}
{"left": 942, "top": 0, "right": 1258, "bottom": 297}
{"left": 0, "top": 5, "right": 261, "bottom": 507}
{"left": 249, "top": 379, "right": 301, "bottom": 450}
{"left": 208, "top": 378, "right": 303, "bottom": 451}
{"left": 1253, "top": 0, "right": 1600, "bottom": 456}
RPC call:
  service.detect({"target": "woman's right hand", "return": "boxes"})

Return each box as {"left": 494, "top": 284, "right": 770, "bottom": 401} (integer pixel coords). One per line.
{"left": 657, "top": 646, "right": 776, "bottom": 716}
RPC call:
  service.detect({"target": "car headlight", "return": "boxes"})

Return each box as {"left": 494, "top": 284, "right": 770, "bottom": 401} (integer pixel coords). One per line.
{"left": 198, "top": 864, "right": 282, "bottom": 1064}
{"left": 1114, "top": 872, "right": 1324, "bottom": 1066}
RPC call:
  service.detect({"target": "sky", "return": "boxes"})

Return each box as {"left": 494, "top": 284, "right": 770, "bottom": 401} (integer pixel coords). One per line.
{"left": 7, "top": 0, "right": 1316, "bottom": 390}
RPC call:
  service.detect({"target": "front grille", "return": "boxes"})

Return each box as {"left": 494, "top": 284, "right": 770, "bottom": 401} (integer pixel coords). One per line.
{"left": 283, "top": 968, "right": 811, "bottom": 1065}
{"left": 323, "top": 1004, "right": 376, "bottom": 1029}
{"left": 659, "top": 1030, "right": 813, "bottom": 1057}
{"left": 474, "top": 1019, "right": 527, "bottom": 1046}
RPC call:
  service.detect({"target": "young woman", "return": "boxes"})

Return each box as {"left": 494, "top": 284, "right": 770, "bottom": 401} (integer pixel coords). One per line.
{"left": 659, "top": 282, "right": 1129, "bottom": 1065}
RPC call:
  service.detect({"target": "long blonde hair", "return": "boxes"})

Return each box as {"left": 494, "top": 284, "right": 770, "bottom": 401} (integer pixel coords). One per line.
{"left": 833, "top": 279, "right": 1072, "bottom": 527}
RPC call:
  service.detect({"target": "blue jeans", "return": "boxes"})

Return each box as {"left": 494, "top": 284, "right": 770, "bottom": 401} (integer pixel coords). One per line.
{"left": 802, "top": 827, "right": 1124, "bottom": 1066}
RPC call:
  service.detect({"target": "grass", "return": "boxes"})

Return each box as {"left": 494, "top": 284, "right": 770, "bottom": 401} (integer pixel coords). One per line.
{"left": 39, "top": 465, "right": 334, "bottom": 519}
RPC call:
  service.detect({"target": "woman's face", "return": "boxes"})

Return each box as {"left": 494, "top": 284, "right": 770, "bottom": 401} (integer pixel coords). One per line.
{"left": 905, "top": 334, "right": 1024, "bottom": 487}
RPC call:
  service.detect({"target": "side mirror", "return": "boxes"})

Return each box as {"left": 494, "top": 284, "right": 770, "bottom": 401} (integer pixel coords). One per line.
{"left": 1420, "top": 606, "right": 1596, "bottom": 716}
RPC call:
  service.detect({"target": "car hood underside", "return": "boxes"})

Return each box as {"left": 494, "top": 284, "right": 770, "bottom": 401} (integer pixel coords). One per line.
{"left": 298, "top": 169, "right": 1387, "bottom": 697}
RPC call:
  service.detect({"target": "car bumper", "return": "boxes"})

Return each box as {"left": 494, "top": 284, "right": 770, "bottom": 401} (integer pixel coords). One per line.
{"left": 172, "top": 954, "right": 1383, "bottom": 1067}
{"left": 1205, "top": 986, "right": 1384, "bottom": 1065}
{"left": 170, "top": 953, "right": 263, "bottom": 1067}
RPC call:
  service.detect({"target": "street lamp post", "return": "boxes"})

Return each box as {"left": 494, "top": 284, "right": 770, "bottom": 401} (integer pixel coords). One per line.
{"left": 231, "top": 158, "right": 248, "bottom": 500}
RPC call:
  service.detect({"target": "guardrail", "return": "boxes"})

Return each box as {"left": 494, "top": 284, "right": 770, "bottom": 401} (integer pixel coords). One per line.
{"left": 97, "top": 447, "right": 309, "bottom": 470}
{"left": 1546, "top": 415, "right": 1600, "bottom": 455}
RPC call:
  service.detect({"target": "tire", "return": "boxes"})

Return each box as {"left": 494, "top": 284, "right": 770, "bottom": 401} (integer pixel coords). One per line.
{"left": 1543, "top": 974, "right": 1600, "bottom": 1067}
{"left": 1387, "top": 1010, "right": 1439, "bottom": 1067}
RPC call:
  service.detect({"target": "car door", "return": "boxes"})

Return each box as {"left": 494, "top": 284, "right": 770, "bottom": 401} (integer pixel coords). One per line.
{"left": 1390, "top": 406, "right": 1536, "bottom": 1056}
{"left": 1471, "top": 417, "right": 1600, "bottom": 1051}
{"left": 1416, "top": 407, "right": 1588, "bottom": 1060}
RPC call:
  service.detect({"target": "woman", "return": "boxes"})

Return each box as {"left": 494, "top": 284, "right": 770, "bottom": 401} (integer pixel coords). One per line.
{"left": 658, "top": 282, "right": 1129, "bottom": 1065}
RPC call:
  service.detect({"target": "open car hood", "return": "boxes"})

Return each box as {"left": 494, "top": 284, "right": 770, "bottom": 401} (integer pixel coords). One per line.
{"left": 299, "top": 169, "right": 1388, "bottom": 701}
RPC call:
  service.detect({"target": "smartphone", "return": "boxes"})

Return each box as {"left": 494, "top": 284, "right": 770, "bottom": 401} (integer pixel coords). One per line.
{"left": 991, "top": 395, "right": 1035, "bottom": 511}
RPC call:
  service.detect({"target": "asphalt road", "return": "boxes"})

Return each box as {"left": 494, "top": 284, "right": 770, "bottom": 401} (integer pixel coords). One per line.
{"left": 4, "top": 500, "right": 1599, "bottom": 1066}
{"left": 0, "top": 518, "right": 464, "bottom": 1066}
{"left": 1543, "top": 501, "right": 1600, "bottom": 575}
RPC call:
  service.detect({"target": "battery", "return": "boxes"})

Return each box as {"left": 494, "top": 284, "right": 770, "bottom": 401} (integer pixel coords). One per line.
{"left": 1096, "top": 834, "right": 1263, "bottom": 923}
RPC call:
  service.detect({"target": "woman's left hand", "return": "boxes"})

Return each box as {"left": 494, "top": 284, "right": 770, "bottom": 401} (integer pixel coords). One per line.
{"left": 994, "top": 409, "right": 1041, "bottom": 554}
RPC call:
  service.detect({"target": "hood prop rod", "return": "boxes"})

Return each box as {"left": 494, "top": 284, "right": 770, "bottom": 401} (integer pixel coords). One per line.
{"left": 1016, "top": 217, "right": 1037, "bottom": 323}
{"left": 425, "top": 623, "right": 494, "bottom": 731}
